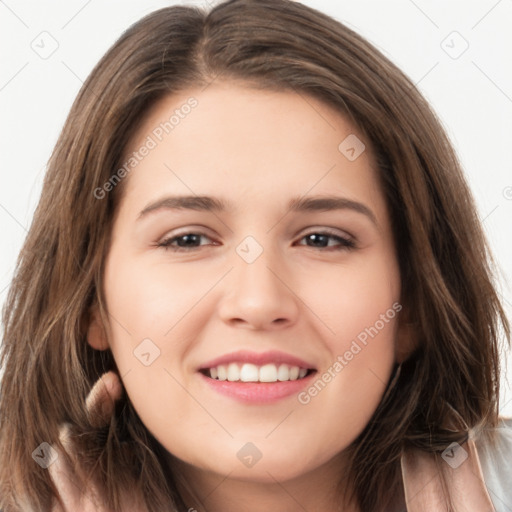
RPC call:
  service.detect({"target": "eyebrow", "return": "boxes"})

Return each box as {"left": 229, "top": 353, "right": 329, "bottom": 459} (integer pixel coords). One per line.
{"left": 137, "top": 194, "right": 378, "bottom": 226}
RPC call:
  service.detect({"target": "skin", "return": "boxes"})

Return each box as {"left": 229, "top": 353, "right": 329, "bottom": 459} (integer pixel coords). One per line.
{"left": 88, "top": 81, "right": 411, "bottom": 512}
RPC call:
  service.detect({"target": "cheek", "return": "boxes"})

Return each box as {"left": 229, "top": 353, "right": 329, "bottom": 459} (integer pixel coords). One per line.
{"left": 297, "top": 307, "right": 398, "bottom": 453}
{"left": 101, "top": 250, "right": 214, "bottom": 427}
{"left": 298, "top": 251, "right": 400, "bottom": 436}
{"left": 103, "top": 251, "right": 203, "bottom": 358}
{"left": 308, "top": 247, "right": 400, "bottom": 359}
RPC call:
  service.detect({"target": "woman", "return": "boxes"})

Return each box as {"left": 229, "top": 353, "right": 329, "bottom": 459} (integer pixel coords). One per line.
{"left": 0, "top": 0, "right": 510, "bottom": 510}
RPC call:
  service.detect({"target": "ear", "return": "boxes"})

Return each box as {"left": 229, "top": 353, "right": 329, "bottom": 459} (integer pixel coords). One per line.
{"left": 86, "top": 304, "right": 109, "bottom": 351}
{"left": 394, "top": 305, "right": 418, "bottom": 364}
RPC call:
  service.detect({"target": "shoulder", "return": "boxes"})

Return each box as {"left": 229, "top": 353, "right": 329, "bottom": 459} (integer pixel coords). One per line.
{"left": 475, "top": 416, "right": 512, "bottom": 512}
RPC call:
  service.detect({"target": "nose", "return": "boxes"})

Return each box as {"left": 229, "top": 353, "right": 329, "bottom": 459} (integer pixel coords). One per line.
{"left": 217, "top": 244, "right": 300, "bottom": 331}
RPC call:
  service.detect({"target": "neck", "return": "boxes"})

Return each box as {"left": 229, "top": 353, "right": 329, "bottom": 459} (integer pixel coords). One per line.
{"left": 168, "top": 452, "right": 360, "bottom": 512}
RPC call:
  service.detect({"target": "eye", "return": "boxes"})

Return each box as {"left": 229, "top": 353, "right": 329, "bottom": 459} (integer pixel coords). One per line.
{"left": 295, "top": 231, "right": 356, "bottom": 251}
{"left": 156, "top": 230, "right": 356, "bottom": 252}
{"left": 156, "top": 232, "right": 215, "bottom": 251}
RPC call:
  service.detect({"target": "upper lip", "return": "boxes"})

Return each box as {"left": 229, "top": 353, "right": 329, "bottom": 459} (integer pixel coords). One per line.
{"left": 198, "top": 350, "right": 317, "bottom": 371}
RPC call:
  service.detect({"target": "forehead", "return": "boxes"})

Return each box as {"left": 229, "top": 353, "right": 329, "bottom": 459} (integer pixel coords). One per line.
{"left": 118, "top": 82, "right": 387, "bottom": 222}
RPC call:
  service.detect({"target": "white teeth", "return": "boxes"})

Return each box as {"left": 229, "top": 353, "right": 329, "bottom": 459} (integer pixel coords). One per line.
{"left": 206, "top": 363, "right": 310, "bottom": 382}
{"left": 240, "top": 363, "right": 259, "bottom": 382}
{"left": 217, "top": 365, "right": 227, "bottom": 381}
{"left": 259, "top": 363, "right": 278, "bottom": 382}
{"left": 227, "top": 362, "right": 240, "bottom": 381}
{"left": 277, "top": 364, "right": 289, "bottom": 381}
{"left": 289, "top": 366, "right": 300, "bottom": 380}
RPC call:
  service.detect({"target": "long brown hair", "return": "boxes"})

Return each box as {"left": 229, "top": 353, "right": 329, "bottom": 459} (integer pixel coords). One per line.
{"left": 0, "top": 1, "right": 509, "bottom": 511}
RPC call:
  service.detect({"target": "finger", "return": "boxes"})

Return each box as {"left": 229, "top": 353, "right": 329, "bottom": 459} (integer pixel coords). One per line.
{"left": 85, "top": 371, "right": 123, "bottom": 428}
{"left": 49, "top": 424, "right": 106, "bottom": 512}
{"left": 82, "top": 372, "right": 151, "bottom": 511}
{"left": 48, "top": 424, "right": 80, "bottom": 512}
{"left": 49, "top": 373, "right": 128, "bottom": 511}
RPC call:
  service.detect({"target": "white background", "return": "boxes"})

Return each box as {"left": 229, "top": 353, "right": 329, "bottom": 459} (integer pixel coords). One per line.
{"left": 1, "top": 0, "right": 511, "bottom": 415}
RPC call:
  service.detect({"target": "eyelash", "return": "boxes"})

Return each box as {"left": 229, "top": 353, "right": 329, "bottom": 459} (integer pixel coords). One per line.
{"left": 156, "top": 230, "right": 357, "bottom": 252}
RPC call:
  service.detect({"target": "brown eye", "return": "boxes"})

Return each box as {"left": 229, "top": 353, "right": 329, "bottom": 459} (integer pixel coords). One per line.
{"left": 297, "top": 232, "right": 356, "bottom": 250}
{"left": 157, "top": 232, "right": 214, "bottom": 251}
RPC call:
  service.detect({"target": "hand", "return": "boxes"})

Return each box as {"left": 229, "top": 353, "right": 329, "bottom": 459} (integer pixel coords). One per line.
{"left": 49, "top": 371, "right": 149, "bottom": 512}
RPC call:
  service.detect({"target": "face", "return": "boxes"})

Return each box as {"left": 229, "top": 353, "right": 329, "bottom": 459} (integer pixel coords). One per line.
{"left": 89, "top": 81, "right": 407, "bottom": 487}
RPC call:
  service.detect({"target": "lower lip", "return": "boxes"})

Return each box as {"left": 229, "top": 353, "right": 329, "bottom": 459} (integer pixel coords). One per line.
{"left": 198, "top": 371, "right": 316, "bottom": 404}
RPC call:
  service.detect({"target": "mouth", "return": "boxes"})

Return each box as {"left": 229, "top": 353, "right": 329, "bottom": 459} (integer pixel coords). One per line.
{"left": 197, "top": 352, "right": 318, "bottom": 403}
{"left": 199, "top": 362, "right": 316, "bottom": 383}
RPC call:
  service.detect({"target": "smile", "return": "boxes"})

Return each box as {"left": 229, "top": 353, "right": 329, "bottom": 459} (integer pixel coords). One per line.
{"left": 200, "top": 362, "right": 312, "bottom": 382}
{"left": 197, "top": 349, "right": 318, "bottom": 403}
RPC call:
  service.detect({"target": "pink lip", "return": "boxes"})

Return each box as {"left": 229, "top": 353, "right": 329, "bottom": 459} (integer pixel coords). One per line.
{"left": 198, "top": 371, "right": 317, "bottom": 404}
{"left": 198, "top": 349, "right": 316, "bottom": 371}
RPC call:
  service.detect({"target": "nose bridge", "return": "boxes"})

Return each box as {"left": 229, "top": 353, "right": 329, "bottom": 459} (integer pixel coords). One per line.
{"left": 234, "top": 234, "right": 286, "bottom": 298}
{"left": 236, "top": 236, "right": 281, "bottom": 291}
{"left": 217, "top": 234, "right": 299, "bottom": 328}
